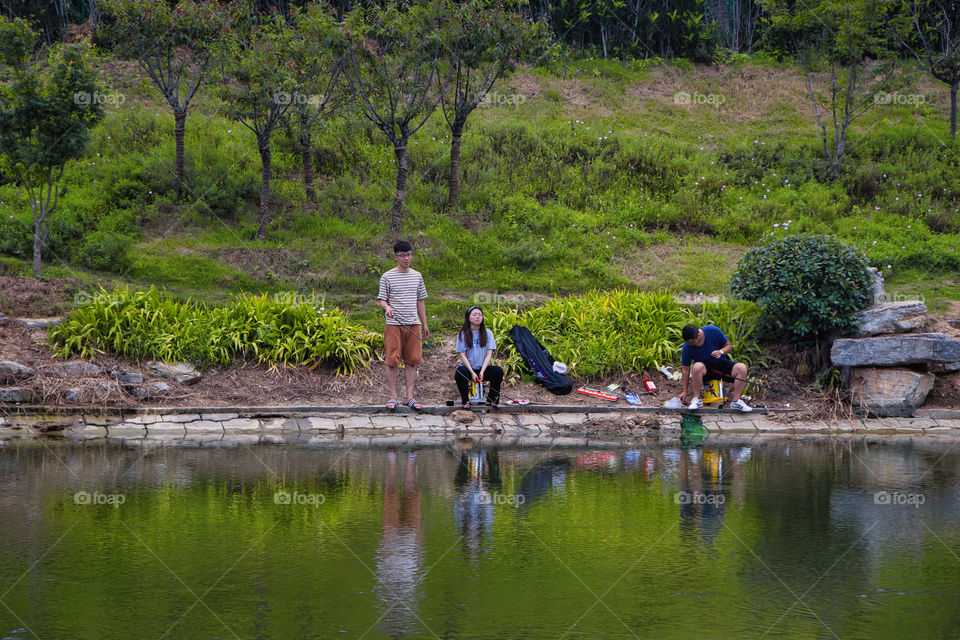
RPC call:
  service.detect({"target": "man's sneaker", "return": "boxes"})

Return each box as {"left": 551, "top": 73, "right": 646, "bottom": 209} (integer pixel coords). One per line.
{"left": 730, "top": 398, "right": 753, "bottom": 413}
{"left": 688, "top": 397, "right": 703, "bottom": 410}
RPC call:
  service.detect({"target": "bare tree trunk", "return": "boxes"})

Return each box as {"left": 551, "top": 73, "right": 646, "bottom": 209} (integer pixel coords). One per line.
{"left": 257, "top": 135, "right": 272, "bottom": 241}
{"left": 298, "top": 109, "right": 315, "bottom": 201}
{"left": 447, "top": 117, "right": 466, "bottom": 211}
{"left": 951, "top": 80, "right": 958, "bottom": 140}
{"left": 390, "top": 142, "right": 408, "bottom": 232}
{"left": 32, "top": 216, "right": 43, "bottom": 277}
{"left": 174, "top": 107, "right": 187, "bottom": 201}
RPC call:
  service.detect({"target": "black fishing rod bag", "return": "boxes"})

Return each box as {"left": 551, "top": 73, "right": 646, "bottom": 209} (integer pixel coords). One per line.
{"left": 508, "top": 325, "right": 573, "bottom": 395}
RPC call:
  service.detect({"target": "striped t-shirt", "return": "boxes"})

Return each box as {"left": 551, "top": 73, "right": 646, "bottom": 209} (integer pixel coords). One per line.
{"left": 377, "top": 267, "right": 427, "bottom": 326}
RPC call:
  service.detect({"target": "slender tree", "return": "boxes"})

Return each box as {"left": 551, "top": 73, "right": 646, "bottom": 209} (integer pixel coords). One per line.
{"left": 0, "top": 17, "right": 104, "bottom": 277}
{"left": 761, "top": 0, "right": 908, "bottom": 179}
{"left": 912, "top": 0, "right": 960, "bottom": 139}
{"left": 441, "top": 1, "right": 547, "bottom": 211}
{"left": 216, "top": 9, "right": 298, "bottom": 241}
{"left": 344, "top": 0, "right": 454, "bottom": 231}
{"left": 103, "top": 0, "right": 233, "bottom": 200}
{"left": 290, "top": 2, "right": 344, "bottom": 201}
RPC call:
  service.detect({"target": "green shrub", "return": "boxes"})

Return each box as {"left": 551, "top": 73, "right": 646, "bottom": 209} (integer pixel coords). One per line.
{"left": 729, "top": 234, "right": 873, "bottom": 342}
{"left": 75, "top": 231, "right": 133, "bottom": 273}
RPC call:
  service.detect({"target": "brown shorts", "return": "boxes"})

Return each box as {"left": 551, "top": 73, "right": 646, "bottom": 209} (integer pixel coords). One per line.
{"left": 384, "top": 324, "right": 423, "bottom": 367}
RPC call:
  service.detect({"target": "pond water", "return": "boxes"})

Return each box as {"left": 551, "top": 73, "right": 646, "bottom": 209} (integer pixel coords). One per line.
{"left": 1, "top": 437, "right": 959, "bottom": 639}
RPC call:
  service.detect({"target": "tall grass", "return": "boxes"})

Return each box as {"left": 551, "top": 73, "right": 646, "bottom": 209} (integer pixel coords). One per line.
{"left": 486, "top": 290, "right": 765, "bottom": 378}
{"left": 49, "top": 287, "right": 380, "bottom": 373}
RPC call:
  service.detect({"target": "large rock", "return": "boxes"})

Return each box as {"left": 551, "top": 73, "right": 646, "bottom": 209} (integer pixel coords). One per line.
{"left": 56, "top": 362, "right": 104, "bottom": 377}
{"left": 0, "top": 388, "right": 35, "bottom": 403}
{"left": 831, "top": 334, "right": 960, "bottom": 367}
{"left": 853, "top": 301, "right": 926, "bottom": 337}
{"left": 65, "top": 382, "right": 116, "bottom": 403}
{"left": 848, "top": 367, "right": 935, "bottom": 417}
{"left": 108, "top": 368, "right": 143, "bottom": 386}
{"left": 131, "top": 381, "right": 173, "bottom": 400}
{"left": 0, "top": 361, "right": 36, "bottom": 383}
{"left": 146, "top": 361, "right": 201, "bottom": 385}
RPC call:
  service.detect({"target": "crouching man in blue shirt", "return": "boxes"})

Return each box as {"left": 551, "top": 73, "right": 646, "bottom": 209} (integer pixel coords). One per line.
{"left": 679, "top": 324, "right": 752, "bottom": 412}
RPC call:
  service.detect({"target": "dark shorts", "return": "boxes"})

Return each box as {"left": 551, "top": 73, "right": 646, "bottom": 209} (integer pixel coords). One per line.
{"left": 702, "top": 358, "right": 736, "bottom": 382}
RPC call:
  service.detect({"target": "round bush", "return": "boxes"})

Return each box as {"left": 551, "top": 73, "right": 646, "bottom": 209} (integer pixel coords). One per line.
{"left": 76, "top": 231, "right": 133, "bottom": 273}
{"left": 729, "top": 234, "right": 873, "bottom": 342}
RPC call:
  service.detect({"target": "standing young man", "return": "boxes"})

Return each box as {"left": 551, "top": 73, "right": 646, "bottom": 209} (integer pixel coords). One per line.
{"left": 679, "top": 324, "right": 752, "bottom": 412}
{"left": 377, "top": 241, "right": 429, "bottom": 410}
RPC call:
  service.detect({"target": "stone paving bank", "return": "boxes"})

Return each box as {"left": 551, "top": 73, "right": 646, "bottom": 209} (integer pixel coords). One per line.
{"left": 3, "top": 406, "right": 960, "bottom": 444}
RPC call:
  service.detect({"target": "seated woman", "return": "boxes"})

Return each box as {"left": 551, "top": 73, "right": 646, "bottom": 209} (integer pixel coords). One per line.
{"left": 455, "top": 305, "right": 503, "bottom": 409}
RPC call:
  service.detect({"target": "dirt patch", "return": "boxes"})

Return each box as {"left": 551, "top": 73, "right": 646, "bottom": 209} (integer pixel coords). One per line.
{"left": 215, "top": 247, "right": 317, "bottom": 285}
{"left": 508, "top": 71, "right": 544, "bottom": 101}
{"left": 0, "top": 276, "right": 80, "bottom": 317}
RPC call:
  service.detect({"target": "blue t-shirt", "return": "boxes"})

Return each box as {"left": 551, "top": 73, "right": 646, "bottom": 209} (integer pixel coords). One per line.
{"left": 456, "top": 329, "right": 496, "bottom": 369}
{"left": 680, "top": 325, "right": 730, "bottom": 366}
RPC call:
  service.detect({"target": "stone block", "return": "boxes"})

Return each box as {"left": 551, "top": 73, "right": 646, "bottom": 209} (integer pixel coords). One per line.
{"left": 106, "top": 425, "right": 146, "bottom": 437}
{"left": 83, "top": 414, "right": 123, "bottom": 427}
{"left": 406, "top": 415, "right": 441, "bottom": 432}
{"left": 335, "top": 416, "right": 373, "bottom": 429}
{"left": 201, "top": 412, "right": 240, "bottom": 422}
{"left": 550, "top": 413, "right": 589, "bottom": 425}
{"left": 0, "top": 361, "right": 36, "bottom": 383}
{"left": 145, "top": 422, "right": 188, "bottom": 436}
{"left": 849, "top": 367, "right": 935, "bottom": 417}
{"left": 369, "top": 415, "right": 412, "bottom": 429}
{"left": 831, "top": 334, "right": 960, "bottom": 367}
{"left": 161, "top": 413, "right": 202, "bottom": 424}
{"left": 70, "top": 425, "right": 107, "bottom": 437}
{"left": 221, "top": 418, "right": 263, "bottom": 432}
{"left": 853, "top": 301, "right": 927, "bottom": 337}
{"left": 298, "top": 417, "right": 338, "bottom": 431}
{"left": 183, "top": 420, "right": 225, "bottom": 434}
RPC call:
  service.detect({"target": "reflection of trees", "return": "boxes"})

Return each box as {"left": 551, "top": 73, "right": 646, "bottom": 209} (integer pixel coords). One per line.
{"left": 453, "top": 450, "right": 501, "bottom": 560}
{"left": 374, "top": 449, "right": 424, "bottom": 638}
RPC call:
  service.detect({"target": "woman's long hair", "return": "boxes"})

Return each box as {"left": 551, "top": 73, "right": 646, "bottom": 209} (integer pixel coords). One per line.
{"left": 459, "top": 305, "right": 487, "bottom": 348}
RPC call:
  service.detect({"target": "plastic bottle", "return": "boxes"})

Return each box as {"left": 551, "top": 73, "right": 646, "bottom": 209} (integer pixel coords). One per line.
{"left": 643, "top": 376, "right": 657, "bottom": 392}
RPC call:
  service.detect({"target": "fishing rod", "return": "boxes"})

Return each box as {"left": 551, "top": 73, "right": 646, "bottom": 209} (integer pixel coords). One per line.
{"left": 393, "top": 315, "right": 526, "bottom": 408}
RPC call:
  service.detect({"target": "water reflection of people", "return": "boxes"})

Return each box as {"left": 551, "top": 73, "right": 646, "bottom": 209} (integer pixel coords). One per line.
{"left": 453, "top": 449, "right": 501, "bottom": 560}
{"left": 374, "top": 449, "right": 424, "bottom": 636}
{"left": 677, "top": 447, "right": 736, "bottom": 548}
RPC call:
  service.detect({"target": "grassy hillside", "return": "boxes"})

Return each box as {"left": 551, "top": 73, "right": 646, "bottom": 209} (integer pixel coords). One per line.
{"left": 1, "top": 56, "right": 958, "bottom": 333}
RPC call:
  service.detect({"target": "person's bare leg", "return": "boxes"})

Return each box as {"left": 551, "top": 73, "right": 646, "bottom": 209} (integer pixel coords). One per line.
{"left": 404, "top": 365, "right": 418, "bottom": 404}
{"left": 731, "top": 363, "right": 747, "bottom": 401}
{"left": 690, "top": 362, "right": 706, "bottom": 398}
{"left": 385, "top": 365, "right": 399, "bottom": 405}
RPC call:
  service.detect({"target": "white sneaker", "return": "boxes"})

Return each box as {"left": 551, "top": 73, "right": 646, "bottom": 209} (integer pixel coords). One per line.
{"left": 730, "top": 398, "right": 753, "bottom": 412}
{"left": 688, "top": 397, "right": 703, "bottom": 410}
